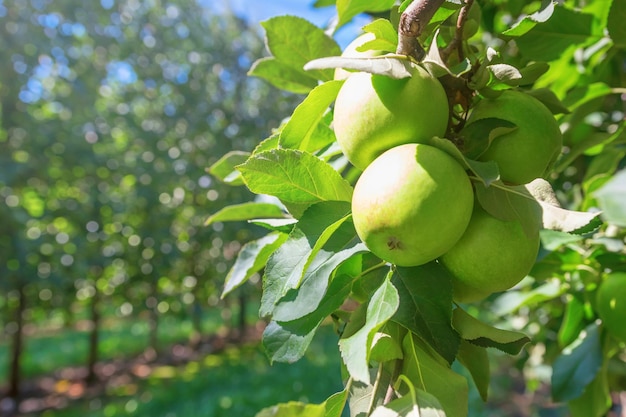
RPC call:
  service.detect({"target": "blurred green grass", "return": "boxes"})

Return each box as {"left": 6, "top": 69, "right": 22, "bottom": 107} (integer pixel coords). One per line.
{"left": 0, "top": 306, "right": 239, "bottom": 383}
{"left": 28, "top": 325, "right": 345, "bottom": 417}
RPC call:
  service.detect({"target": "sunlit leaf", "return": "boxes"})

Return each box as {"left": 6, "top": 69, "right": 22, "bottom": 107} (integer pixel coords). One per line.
{"left": 304, "top": 55, "right": 414, "bottom": 79}
{"left": 501, "top": 1, "right": 555, "bottom": 37}
{"left": 222, "top": 232, "right": 288, "bottom": 298}
{"left": 280, "top": 80, "right": 343, "bottom": 152}
{"left": 339, "top": 276, "right": 399, "bottom": 384}
{"left": 205, "top": 202, "right": 288, "bottom": 226}
{"left": 336, "top": 0, "right": 397, "bottom": 28}
{"left": 255, "top": 400, "right": 326, "bottom": 417}
{"left": 208, "top": 151, "right": 250, "bottom": 185}
{"left": 238, "top": 149, "right": 353, "bottom": 204}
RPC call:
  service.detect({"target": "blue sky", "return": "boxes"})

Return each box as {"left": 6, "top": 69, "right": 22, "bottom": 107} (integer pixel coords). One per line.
{"left": 213, "top": 0, "right": 370, "bottom": 48}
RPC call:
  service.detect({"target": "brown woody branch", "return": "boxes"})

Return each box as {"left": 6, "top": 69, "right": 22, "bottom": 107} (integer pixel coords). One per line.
{"left": 396, "top": 0, "right": 446, "bottom": 60}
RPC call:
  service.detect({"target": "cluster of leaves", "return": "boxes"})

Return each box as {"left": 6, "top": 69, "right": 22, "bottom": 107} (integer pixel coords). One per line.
{"left": 209, "top": 0, "right": 626, "bottom": 416}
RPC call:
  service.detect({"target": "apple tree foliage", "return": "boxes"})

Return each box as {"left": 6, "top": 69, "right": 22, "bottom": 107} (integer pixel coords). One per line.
{"left": 209, "top": 0, "right": 626, "bottom": 416}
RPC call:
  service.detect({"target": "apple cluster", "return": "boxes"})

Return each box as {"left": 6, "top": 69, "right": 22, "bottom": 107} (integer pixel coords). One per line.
{"left": 333, "top": 40, "right": 562, "bottom": 303}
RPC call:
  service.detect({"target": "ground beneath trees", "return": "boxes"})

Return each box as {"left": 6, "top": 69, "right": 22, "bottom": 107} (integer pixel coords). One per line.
{"left": 0, "top": 323, "right": 265, "bottom": 417}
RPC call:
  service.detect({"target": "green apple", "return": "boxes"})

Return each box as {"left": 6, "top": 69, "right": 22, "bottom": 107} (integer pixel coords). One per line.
{"left": 334, "top": 33, "right": 384, "bottom": 81}
{"left": 352, "top": 143, "right": 473, "bottom": 267}
{"left": 596, "top": 272, "right": 626, "bottom": 343}
{"left": 333, "top": 65, "right": 449, "bottom": 171}
{"left": 464, "top": 90, "right": 562, "bottom": 185}
{"left": 439, "top": 204, "right": 540, "bottom": 303}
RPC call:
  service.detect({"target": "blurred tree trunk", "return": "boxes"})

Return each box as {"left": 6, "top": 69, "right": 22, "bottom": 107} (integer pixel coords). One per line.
{"left": 148, "top": 279, "right": 159, "bottom": 354}
{"left": 7, "top": 283, "right": 25, "bottom": 408}
{"left": 86, "top": 286, "right": 100, "bottom": 384}
{"left": 237, "top": 290, "right": 247, "bottom": 341}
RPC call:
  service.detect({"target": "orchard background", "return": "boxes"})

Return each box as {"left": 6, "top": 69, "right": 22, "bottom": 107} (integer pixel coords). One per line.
{"left": 1, "top": 1, "right": 625, "bottom": 417}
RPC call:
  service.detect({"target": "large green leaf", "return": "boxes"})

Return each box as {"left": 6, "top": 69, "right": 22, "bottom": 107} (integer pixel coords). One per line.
{"left": 222, "top": 232, "right": 288, "bottom": 298}
{"left": 501, "top": 1, "right": 555, "bottom": 38}
{"left": 456, "top": 339, "right": 490, "bottom": 402}
{"left": 452, "top": 307, "right": 530, "bottom": 355}
{"left": 261, "top": 16, "right": 341, "bottom": 82}
{"left": 552, "top": 323, "right": 603, "bottom": 402}
{"left": 262, "top": 265, "right": 357, "bottom": 363}
{"left": 514, "top": 5, "right": 601, "bottom": 61}
{"left": 237, "top": 149, "right": 353, "bottom": 204}
{"left": 608, "top": 0, "right": 626, "bottom": 48}
{"left": 339, "top": 276, "right": 399, "bottom": 384}
{"left": 259, "top": 201, "right": 355, "bottom": 318}
{"left": 401, "top": 333, "right": 469, "bottom": 417}
{"left": 205, "top": 202, "right": 288, "bottom": 226}
{"left": 280, "top": 80, "right": 343, "bottom": 152}
{"left": 391, "top": 264, "right": 460, "bottom": 364}
{"left": 249, "top": 57, "right": 318, "bottom": 94}
{"left": 336, "top": 0, "right": 397, "bottom": 28}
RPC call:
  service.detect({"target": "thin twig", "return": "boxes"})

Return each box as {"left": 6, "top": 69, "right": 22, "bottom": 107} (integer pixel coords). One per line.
{"left": 396, "top": 0, "right": 446, "bottom": 60}
{"left": 441, "top": 0, "right": 475, "bottom": 63}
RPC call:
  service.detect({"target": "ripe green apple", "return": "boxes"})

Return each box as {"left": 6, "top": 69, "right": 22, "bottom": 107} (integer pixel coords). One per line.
{"left": 352, "top": 143, "right": 474, "bottom": 267}
{"left": 333, "top": 65, "right": 449, "bottom": 171}
{"left": 464, "top": 90, "right": 562, "bottom": 185}
{"left": 334, "top": 33, "right": 384, "bottom": 81}
{"left": 596, "top": 272, "right": 626, "bottom": 343}
{"left": 439, "top": 204, "right": 540, "bottom": 303}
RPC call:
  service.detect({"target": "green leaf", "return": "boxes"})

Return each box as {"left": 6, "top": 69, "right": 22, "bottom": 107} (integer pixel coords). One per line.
{"left": 473, "top": 181, "right": 542, "bottom": 239}
{"left": 475, "top": 179, "right": 602, "bottom": 237}
{"left": 400, "top": 333, "right": 469, "bottom": 417}
{"left": 271, "top": 242, "right": 367, "bottom": 322}
{"left": 452, "top": 307, "right": 530, "bottom": 355}
{"left": 370, "top": 322, "right": 405, "bottom": 363}
{"left": 324, "top": 389, "right": 349, "bottom": 417}
{"left": 501, "top": 1, "right": 555, "bottom": 37}
{"left": 237, "top": 149, "right": 353, "bottom": 204}
{"left": 205, "top": 202, "right": 288, "bottom": 226}
{"left": 594, "top": 169, "right": 626, "bottom": 227}
{"left": 391, "top": 264, "right": 460, "bottom": 364}
{"left": 424, "top": 136, "right": 500, "bottom": 186}
{"left": 249, "top": 57, "right": 318, "bottom": 94}
{"left": 514, "top": 5, "right": 600, "bottom": 61}
{"left": 461, "top": 118, "right": 518, "bottom": 160}
{"left": 568, "top": 347, "right": 613, "bottom": 417}
{"left": 280, "top": 80, "right": 343, "bottom": 152}
{"left": 557, "top": 295, "right": 586, "bottom": 348}
{"left": 487, "top": 64, "right": 522, "bottom": 86}
{"left": 249, "top": 218, "right": 298, "bottom": 234}
{"left": 208, "top": 151, "right": 250, "bottom": 185}
{"left": 608, "top": 0, "right": 626, "bottom": 48}
{"left": 222, "top": 232, "right": 288, "bottom": 298}
{"left": 525, "top": 87, "right": 570, "bottom": 114}
{"left": 304, "top": 55, "right": 414, "bottom": 79}
{"left": 339, "top": 276, "right": 399, "bottom": 383}
{"left": 552, "top": 323, "right": 603, "bottom": 402}
{"left": 456, "top": 339, "right": 490, "bottom": 401}
{"left": 263, "top": 266, "right": 357, "bottom": 363}
{"left": 517, "top": 61, "right": 550, "bottom": 86}
{"left": 361, "top": 19, "right": 399, "bottom": 52}
{"left": 336, "top": 0, "right": 396, "bottom": 27}
{"left": 262, "top": 16, "right": 341, "bottom": 82}
{"left": 255, "top": 401, "right": 326, "bottom": 417}
{"left": 259, "top": 201, "right": 355, "bottom": 318}
{"left": 370, "top": 388, "right": 445, "bottom": 417}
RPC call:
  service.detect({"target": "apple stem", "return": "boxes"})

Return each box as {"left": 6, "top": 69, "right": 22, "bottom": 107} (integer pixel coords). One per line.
{"left": 441, "top": 0, "right": 475, "bottom": 63}
{"left": 396, "top": 0, "right": 446, "bottom": 60}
